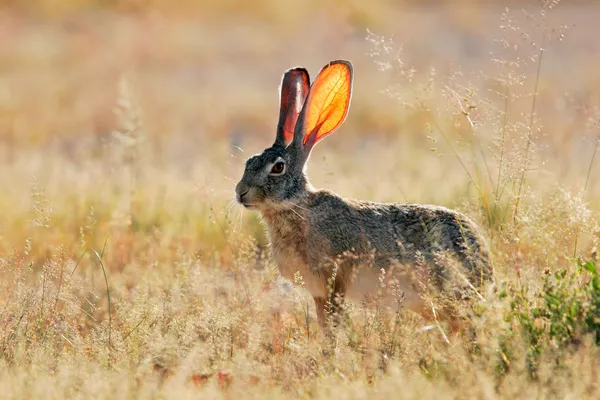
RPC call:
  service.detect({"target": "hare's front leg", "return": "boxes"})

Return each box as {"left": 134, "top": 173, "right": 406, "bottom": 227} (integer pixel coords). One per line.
{"left": 313, "top": 291, "right": 346, "bottom": 328}
{"left": 313, "top": 297, "right": 327, "bottom": 327}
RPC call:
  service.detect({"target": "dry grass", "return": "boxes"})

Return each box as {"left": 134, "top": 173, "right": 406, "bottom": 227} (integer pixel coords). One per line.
{"left": 1, "top": 1, "right": 600, "bottom": 398}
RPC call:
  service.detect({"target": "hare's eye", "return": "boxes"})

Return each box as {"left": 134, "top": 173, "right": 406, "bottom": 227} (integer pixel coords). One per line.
{"left": 270, "top": 161, "right": 285, "bottom": 175}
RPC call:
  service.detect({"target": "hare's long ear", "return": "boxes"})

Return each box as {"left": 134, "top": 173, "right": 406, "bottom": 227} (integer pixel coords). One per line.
{"left": 293, "top": 60, "right": 353, "bottom": 156}
{"left": 274, "top": 68, "right": 310, "bottom": 147}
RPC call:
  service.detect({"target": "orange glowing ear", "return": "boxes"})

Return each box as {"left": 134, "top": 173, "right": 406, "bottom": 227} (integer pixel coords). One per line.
{"left": 275, "top": 68, "right": 310, "bottom": 147}
{"left": 299, "top": 60, "right": 353, "bottom": 148}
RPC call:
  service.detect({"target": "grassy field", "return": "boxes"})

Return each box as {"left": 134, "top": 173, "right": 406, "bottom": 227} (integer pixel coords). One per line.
{"left": 1, "top": 0, "right": 600, "bottom": 398}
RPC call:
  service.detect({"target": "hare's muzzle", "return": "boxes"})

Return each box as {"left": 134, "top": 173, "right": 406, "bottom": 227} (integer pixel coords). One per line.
{"left": 235, "top": 182, "right": 252, "bottom": 208}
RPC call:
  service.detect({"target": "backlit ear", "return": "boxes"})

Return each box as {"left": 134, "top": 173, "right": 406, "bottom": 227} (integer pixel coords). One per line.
{"left": 294, "top": 60, "right": 353, "bottom": 152}
{"left": 274, "top": 68, "right": 310, "bottom": 147}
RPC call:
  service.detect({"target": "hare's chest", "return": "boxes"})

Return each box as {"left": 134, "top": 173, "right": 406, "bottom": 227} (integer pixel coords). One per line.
{"left": 271, "top": 244, "right": 327, "bottom": 298}
{"left": 265, "top": 216, "right": 327, "bottom": 298}
{"left": 271, "top": 245, "right": 306, "bottom": 280}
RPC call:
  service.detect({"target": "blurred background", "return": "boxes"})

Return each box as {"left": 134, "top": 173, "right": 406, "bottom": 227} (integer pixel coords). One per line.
{"left": 1, "top": 0, "right": 599, "bottom": 259}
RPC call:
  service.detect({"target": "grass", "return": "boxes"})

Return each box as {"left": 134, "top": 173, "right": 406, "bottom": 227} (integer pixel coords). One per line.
{"left": 2, "top": 1, "right": 600, "bottom": 398}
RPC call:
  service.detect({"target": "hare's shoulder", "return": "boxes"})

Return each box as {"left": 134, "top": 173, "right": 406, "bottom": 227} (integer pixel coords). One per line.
{"left": 306, "top": 189, "right": 375, "bottom": 225}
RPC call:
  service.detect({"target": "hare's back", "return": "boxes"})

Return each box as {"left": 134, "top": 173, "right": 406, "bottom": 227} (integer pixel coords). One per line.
{"left": 307, "top": 190, "right": 491, "bottom": 282}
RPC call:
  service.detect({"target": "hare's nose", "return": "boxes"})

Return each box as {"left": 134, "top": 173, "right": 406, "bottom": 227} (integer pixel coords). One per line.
{"left": 238, "top": 189, "right": 249, "bottom": 201}
{"left": 235, "top": 182, "right": 250, "bottom": 204}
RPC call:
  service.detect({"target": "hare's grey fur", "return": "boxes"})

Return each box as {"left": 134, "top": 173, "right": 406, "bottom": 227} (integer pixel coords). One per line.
{"left": 236, "top": 60, "right": 492, "bottom": 327}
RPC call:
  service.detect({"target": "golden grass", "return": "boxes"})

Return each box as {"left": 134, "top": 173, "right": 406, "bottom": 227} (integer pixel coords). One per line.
{"left": 1, "top": 1, "right": 600, "bottom": 398}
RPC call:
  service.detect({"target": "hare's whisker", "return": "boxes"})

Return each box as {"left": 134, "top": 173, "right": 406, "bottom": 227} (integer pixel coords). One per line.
{"left": 219, "top": 199, "right": 236, "bottom": 216}
{"left": 284, "top": 204, "right": 305, "bottom": 220}
{"left": 233, "top": 207, "right": 243, "bottom": 233}
{"left": 291, "top": 203, "right": 310, "bottom": 212}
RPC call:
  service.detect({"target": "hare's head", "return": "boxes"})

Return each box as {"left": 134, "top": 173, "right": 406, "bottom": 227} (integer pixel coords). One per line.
{"left": 235, "top": 60, "right": 353, "bottom": 210}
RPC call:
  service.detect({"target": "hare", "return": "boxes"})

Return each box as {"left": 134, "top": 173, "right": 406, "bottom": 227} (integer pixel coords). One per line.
{"left": 235, "top": 60, "right": 493, "bottom": 328}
